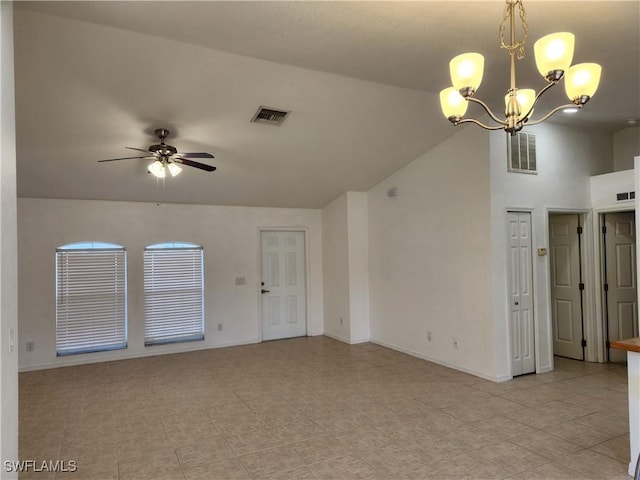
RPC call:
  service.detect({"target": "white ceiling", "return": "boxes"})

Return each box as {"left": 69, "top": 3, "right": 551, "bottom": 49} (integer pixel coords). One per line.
{"left": 13, "top": 1, "right": 640, "bottom": 208}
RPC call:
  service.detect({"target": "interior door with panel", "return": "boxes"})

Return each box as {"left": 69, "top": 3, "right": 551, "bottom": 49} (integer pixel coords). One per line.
{"left": 549, "top": 214, "right": 584, "bottom": 360}
{"left": 260, "top": 231, "right": 307, "bottom": 341}
{"left": 604, "top": 211, "right": 638, "bottom": 363}
{"left": 507, "top": 212, "right": 536, "bottom": 376}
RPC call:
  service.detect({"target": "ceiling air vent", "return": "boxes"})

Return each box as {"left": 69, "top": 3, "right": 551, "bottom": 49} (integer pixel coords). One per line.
{"left": 250, "top": 106, "right": 290, "bottom": 126}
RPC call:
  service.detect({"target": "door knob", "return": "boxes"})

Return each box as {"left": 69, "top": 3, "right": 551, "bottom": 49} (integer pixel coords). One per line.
{"left": 261, "top": 289, "right": 270, "bottom": 294}
{"left": 515, "top": 301, "right": 519, "bottom": 305}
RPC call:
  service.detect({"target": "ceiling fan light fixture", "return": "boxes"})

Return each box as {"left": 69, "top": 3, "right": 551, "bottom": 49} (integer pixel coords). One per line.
{"left": 98, "top": 128, "right": 217, "bottom": 174}
{"left": 167, "top": 162, "right": 182, "bottom": 177}
{"left": 148, "top": 160, "right": 166, "bottom": 178}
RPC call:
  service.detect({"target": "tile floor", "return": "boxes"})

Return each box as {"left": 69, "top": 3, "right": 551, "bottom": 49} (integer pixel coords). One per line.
{"left": 18, "top": 337, "right": 631, "bottom": 479}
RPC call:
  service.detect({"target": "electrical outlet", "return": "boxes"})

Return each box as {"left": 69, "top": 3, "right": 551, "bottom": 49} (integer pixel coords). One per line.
{"left": 26, "top": 341, "right": 34, "bottom": 352}
{"left": 453, "top": 338, "right": 459, "bottom": 349}
{"left": 217, "top": 323, "right": 223, "bottom": 332}
{"left": 427, "top": 331, "right": 432, "bottom": 342}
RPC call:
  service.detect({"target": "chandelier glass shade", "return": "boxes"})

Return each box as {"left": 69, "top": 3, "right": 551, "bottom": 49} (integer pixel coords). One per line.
{"left": 439, "top": 0, "right": 602, "bottom": 134}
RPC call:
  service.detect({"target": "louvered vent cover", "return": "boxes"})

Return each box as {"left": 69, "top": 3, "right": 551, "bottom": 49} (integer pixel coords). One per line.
{"left": 250, "top": 107, "right": 290, "bottom": 126}
{"left": 507, "top": 132, "right": 537, "bottom": 174}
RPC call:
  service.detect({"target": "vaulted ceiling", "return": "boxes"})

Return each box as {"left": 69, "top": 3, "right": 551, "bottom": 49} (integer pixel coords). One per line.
{"left": 13, "top": 1, "right": 640, "bottom": 208}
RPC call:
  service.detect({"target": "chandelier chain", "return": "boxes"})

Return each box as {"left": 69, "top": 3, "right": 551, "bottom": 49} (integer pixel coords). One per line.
{"left": 499, "top": 0, "right": 528, "bottom": 60}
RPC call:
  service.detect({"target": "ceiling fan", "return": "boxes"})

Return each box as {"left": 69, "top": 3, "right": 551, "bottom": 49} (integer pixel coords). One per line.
{"left": 98, "top": 128, "right": 216, "bottom": 178}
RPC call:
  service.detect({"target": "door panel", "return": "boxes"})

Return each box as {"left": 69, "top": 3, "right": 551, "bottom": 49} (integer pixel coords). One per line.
{"left": 549, "top": 214, "right": 584, "bottom": 360}
{"left": 507, "top": 212, "right": 535, "bottom": 376}
{"left": 604, "top": 212, "right": 638, "bottom": 363}
{"left": 261, "top": 231, "right": 306, "bottom": 341}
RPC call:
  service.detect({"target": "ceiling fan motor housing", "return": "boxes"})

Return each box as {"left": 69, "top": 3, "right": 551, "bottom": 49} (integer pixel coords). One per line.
{"left": 149, "top": 144, "right": 177, "bottom": 156}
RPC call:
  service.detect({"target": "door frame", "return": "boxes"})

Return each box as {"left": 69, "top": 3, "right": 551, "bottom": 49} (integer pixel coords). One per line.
{"left": 594, "top": 207, "right": 637, "bottom": 363}
{"left": 257, "top": 227, "right": 310, "bottom": 343}
{"left": 547, "top": 208, "right": 596, "bottom": 363}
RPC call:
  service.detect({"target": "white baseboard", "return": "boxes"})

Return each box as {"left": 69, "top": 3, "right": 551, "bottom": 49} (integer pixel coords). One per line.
{"left": 18, "top": 339, "right": 260, "bottom": 372}
{"left": 370, "top": 338, "right": 508, "bottom": 383}
{"left": 537, "top": 364, "right": 553, "bottom": 374}
{"left": 323, "top": 332, "right": 351, "bottom": 344}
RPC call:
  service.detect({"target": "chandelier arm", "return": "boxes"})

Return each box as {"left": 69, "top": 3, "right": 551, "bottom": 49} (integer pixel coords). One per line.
{"left": 466, "top": 97, "right": 505, "bottom": 125}
{"left": 456, "top": 118, "right": 505, "bottom": 131}
{"left": 519, "top": 80, "right": 558, "bottom": 121}
{"left": 525, "top": 104, "right": 582, "bottom": 127}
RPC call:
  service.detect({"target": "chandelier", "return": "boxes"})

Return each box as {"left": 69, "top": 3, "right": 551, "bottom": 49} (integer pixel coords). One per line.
{"left": 439, "top": 0, "right": 602, "bottom": 135}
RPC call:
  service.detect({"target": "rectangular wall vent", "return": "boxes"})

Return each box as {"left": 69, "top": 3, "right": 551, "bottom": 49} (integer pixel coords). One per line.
{"left": 250, "top": 106, "right": 290, "bottom": 126}
{"left": 617, "top": 192, "right": 629, "bottom": 201}
{"left": 507, "top": 132, "right": 537, "bottom": 174}
{"left": 616, "top": 191, "right": 635, "bottom": 201}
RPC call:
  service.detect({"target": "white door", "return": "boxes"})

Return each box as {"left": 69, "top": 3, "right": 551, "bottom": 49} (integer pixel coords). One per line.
{"left": 549, "top": 214, "right": 584, "bottom": 360}
{"left": 507, "top": 212, "right": 536, "bottom": 376}
{"left": 604, "top": 212, "right": 638, "bottom": 363}
{"left": 260, "top": 231, "right": 307, "bottom": 341}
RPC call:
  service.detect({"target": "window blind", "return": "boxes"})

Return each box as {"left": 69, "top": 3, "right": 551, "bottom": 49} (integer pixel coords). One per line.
{"left": 56, "top": 246, "right": 127, "bottom": 355}
{"left": 144, "top": 244, "right": 204, "bottom": 345}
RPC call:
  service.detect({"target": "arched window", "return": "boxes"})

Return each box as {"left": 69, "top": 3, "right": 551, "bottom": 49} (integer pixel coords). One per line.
{"left": 144, "top": 242, "right": 204, "bottom": 345}
{"left": 56, "top": 242, "right": 127, "bottom": 355}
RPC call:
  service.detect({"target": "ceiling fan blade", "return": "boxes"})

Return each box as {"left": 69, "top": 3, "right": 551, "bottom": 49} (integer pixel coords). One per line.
{"left": 177, "top": 152, "right": 215, "bottom": 159}
{"left": 174, "top": 157, "right": 217, "bottom": 172}
{"left": 98, "top": 156, "right": 154, "bottom": 162}
{"left": 125, "top": 147, "right": 154, "bottom": 154}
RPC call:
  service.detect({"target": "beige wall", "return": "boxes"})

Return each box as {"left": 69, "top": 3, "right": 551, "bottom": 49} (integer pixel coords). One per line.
{"left": 367, "top": 127, "right": 496, "bottom": 380}
{"left": 17, "top": 199, "right": 323, "bottom": 370}
{"left": 321, "top": 191, "right": 370, "bottom": 344}
{"left": 321, "top": 193, "right": 351, "bottom": 342}
{"left": 614, "top": 127, "right": 640, "bottom": 172}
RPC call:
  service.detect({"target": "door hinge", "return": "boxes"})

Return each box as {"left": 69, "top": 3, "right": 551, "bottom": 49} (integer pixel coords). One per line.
{"left": 602, "top": 226, "right": 607, "bottom": 234}
{"left": 581, "top": 339, "right": 587, "bottom": 348}
{"left": 579, "top": 283, "right": 585, "bottom": 291}
{"left": 606, "top": 341, "right": 611, "bottom": 349}
{"left": 577, "top": 226, "right": 583, "bottom": 235}
{"left": 604, "top": 283, "right": 609, "bottom": 291}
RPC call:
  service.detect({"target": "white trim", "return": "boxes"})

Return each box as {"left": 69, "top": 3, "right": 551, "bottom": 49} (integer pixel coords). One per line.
{"left": 370, "top": 338, "right": 511, "bottom": 383}
{"left": 324, "top": 332, "right": 368, "bottom": 345}
{"left": 18, "top": 338, "right": 260, "bottom": 372}
{"left": 323, "top": 332, "right": 351, "bottom": 344}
